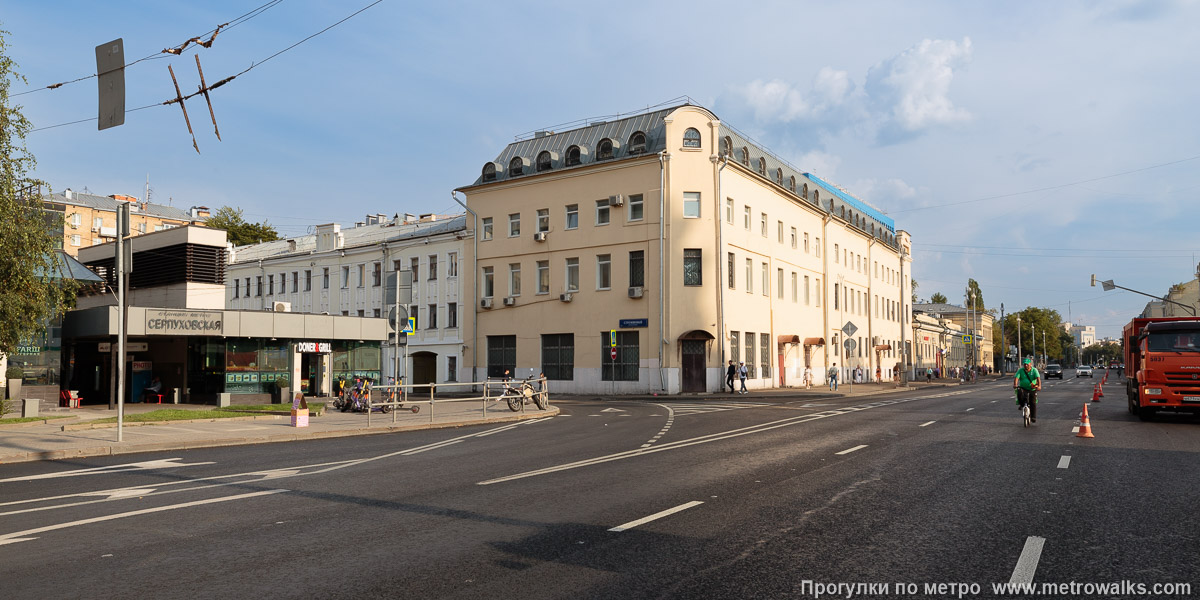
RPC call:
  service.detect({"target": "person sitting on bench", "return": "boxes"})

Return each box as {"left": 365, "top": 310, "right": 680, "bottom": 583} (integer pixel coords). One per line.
{"left": 143, "top": 377, "right": 163, "bottom": 403}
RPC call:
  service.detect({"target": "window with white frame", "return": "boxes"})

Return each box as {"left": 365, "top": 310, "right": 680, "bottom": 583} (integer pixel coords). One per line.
{"left": 537, "top": 209, "right": 549, "bottom": 232}
{"left": 778, "top": 221, "right": 784, "bottom": 243}
{"left": 427, "top": 256, "right": 437, "bottom": 280}
{"left": 777, "top": 268, "right": 784, "bottom": 298}
{"left": 70, "top": 213, "right": 81, "bottom": 227}
{"left": 509, "top": 213, "right": 520, "bottom": 237}
{"left": 683, "top": 192, "right": 701, "bottom": 218}
{"left": 565, "top": 258, "right": 579, "bottom": 292}
{"left": 790, "top": 227, "right": 797, "bottom": 248}
{"left": 508, "top": 264, "right": 520, "bottom": 296}
{"left": 743, "top": 206, "right": 751, "bottom": 230}
{"left": 428, "top": 304, "right": 438, "bottom": 329}
{"left": 745, "top": 258, "right": 753, "bottom": 293}
{"left": 537, "top": 260, "right": 549, "bottom": 294}
{"left": 70, "top": 234, "right": 81, "bottom": 246}
{"left": 725, "top": 198, "right": 733, "bottom": 223}
{"left": 340, "top": 267, "right": 349, "bottom": 289}
{"left": 595, "top": 200, "right": 610, "bottom": 225}
{"left": 834, "top": 244, "right": 839, "bottom": 264}
{"left": 791, "top": 272, "right": 797, "bottom": 302}
{"left": 760, "top": 213, "right": 768, "bottom": 237}
{"left": 482, "top": 266, "right": 494, "bottom": 297}
{"left": 482, "top": 217, "right": 493, "bottom": 240}
{"left": 356, "top": 264, "right": 364, "bottom": 288}
{"left": 815, "top": 237, "right": 821, "bottom": 257}
{"left": 683, "top": 127, "right": 702, "bottom": 148}
{"left": 411, "top": 257, "right": 419, "bottom": 282}
{"left": 565, "top": 204, "right": 579, "bottom": 229}
{"left": 761, "top": 262, "right": 769, "bottom": 296}
{"left": 447, "top": 303, "right": 458, "bottom": 328}
{"left": 448, "top": 252, "right": 458, "bottom": 276}
{"left": 805, "top": 275, "right": 810, "bottom": 305}
{"left": 727, "top": 252, "right": 735, "bottom": 289}
{"left": 815, "top": 278, "right": 821, "bottom": 306}
{"left": 628, "top": 194, "right": 644, "bottom": 221}
{"left": 804, "top": 232, "right": 810, "bottom": 253}
{"left": 597, "top": 254, "right": 611, "bottom": 289}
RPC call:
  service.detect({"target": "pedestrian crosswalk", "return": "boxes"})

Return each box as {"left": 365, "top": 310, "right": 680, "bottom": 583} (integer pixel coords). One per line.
{"left": 654, "top": 401, "right": 773, "bottom": 416}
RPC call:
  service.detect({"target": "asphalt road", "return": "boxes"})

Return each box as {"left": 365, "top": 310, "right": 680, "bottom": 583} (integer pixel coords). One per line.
{"left": 2, "top": 372, "right": 1197, "bottom": 599}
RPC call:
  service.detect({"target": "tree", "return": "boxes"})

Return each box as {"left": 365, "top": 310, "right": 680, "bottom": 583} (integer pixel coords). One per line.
{"left": 998, "top": 307, "right": 1064, "bottom": 363}
{"left": 205, "top": 206, "right": 280, "bottom": 246}
{"left": 911, "top": 278, "right": 919, "bottom": 304}
{"left": 965, "top": 278, "right": 986, "bottom": 311}
{"left": 0, "top": 29, "right": 74, "bottom": 356}
{"left": 930, "top": 292, "right": 948, "bottom": 304}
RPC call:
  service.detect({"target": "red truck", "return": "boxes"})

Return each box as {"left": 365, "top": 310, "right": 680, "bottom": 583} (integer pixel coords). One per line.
{"left": 1123, "top": 316, "right": 1200, "bottom": 419}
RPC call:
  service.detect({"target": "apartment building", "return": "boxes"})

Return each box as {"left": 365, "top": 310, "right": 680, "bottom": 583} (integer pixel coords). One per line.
{"left": 43, "top": 189, "right": 209, "bottom": 255}
{"left": 457, "top": 103, "right": 912, "bottom": 394}
{"left": 226, "top": 214, "right": 468, "bottom": 386}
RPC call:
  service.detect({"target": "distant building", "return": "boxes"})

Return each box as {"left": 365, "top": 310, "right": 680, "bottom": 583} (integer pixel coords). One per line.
{"left": 42, "top": 188, "right": 209, "bottom": 256}
{"left": 1141, "top": 277, "right": 1199, "bottom": 318}
{"left": 1062, "top": 322, "right": 1096, "bottom": 348}
{"left": 912, "top": 303, "right": 994, "bottom": 371}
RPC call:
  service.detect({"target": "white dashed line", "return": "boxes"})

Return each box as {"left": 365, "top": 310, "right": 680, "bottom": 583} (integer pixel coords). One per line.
{"left": 836, "top": 445, "right": 868, "bottom": 455}
{"left": 1009, "top": 536, "right": 1047, "bottom": 584}
{"left": 919, "top": 421, "right": 936, "bottom": 427}
{"left": 608, "top": 501, "right": 704, "bottom": 532}
{"left": 966, "top": 408, "right": 975, "bottom": 412}
{"left": 1057, "top": 456, "right": 1071, "bottom": 469}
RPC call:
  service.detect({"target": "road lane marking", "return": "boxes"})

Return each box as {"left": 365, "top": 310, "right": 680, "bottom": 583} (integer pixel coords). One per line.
{"left": 1071, "top": 426, "right": 1080, "bottom": 433}
{"left": 0, "top": 489, "right": 288, "bottom": 546}
{"left": 919, "top": 421, "right": 936, "bottom": 427}
{"left": 966, "top": 408, "right": 975, "bottom": 411}
{"left": 608, "top": 501, "right": 703, "bottom": 532}
{"left": 1057, "top": 456, "right": 1071, "bottom": 469}
{"left": 0, "top": 458, "right": 215, "bottom": 483}
{"left": 1009, "top": 536, "right": 1047, "bottom": 584}
{"left": 836, "top": 445, "right": 868, "bottom": 455}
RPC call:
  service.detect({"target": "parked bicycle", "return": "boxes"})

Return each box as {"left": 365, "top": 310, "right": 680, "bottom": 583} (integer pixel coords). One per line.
{"left": 498, "top": 373, "right": 548, "bottom": 412}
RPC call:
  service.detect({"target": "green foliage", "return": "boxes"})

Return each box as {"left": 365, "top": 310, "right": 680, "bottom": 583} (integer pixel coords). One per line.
{"left": 996, "top": 307, "right": 1065, "bottom": 361}
{"left": 0, "top": 29, "right": 74, "bottom": 355}
{"left": 911, "top": 278, "right": 918, "bottom": 303}
{"left": 275, "top": 375, "right": 290, "bottom": 389}
{"left": 5, "top": 365, "right": 22, "bottom": 379}
{"left": 929, "top": 292, "right": 948, "bottom": 304}
{"left": 966, "top": 279, "right": 985, "bottom": 311}
{"left": 205, "top": 206, "right": 280, "bottom": 246}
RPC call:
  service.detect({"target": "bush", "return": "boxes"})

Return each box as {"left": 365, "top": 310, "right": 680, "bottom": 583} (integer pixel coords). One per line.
{"left": 5, "top": 366, "right": 23, "bottom": 380}
{"left": 275, "top": 375, "right": 290, "bottom": 389}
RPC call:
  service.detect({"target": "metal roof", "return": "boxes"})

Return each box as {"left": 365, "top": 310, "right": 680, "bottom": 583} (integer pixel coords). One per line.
{"left": 46, "top": 190, "right": 200, "bottom": 222}
{"left": 230, "top": 215, "right": 468, "bottom": 263}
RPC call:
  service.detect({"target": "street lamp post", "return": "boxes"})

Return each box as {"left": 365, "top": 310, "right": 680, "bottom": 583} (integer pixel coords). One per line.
{"left": 1017, "top": 315, "right": 1022, "bottom": 365}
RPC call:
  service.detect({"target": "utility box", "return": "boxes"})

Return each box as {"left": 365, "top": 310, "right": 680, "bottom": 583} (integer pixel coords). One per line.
{"left": 22, "top": 398, "right": 39, "bottom": 418}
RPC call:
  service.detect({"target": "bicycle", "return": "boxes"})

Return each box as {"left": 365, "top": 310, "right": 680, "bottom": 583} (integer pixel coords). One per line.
{"left": 1016, "top": 388, "right": 1038, "bottom": 427}
{"left": 498, "top": 374, "right": 548, "bottom": 412}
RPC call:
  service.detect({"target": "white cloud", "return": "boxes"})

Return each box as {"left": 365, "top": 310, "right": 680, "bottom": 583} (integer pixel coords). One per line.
{"left": 850, "top": 177, "right": 918, "bottom": 204}
{"left": 795, "top": 151, "right": 842, "bottom": 178}
{"left": 739, "top": 67, "right": 855, "bottom": 123}
{"left": 866, "top": 38, "right": 973, "bottom": 138}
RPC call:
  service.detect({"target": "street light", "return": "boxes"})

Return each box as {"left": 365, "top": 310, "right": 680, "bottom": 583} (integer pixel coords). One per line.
{"left": 1092, "top": 274, "right": 1196, "bottom": 316}
{"left": 1017, "top": 315, "right": 1022, "bottom": 366}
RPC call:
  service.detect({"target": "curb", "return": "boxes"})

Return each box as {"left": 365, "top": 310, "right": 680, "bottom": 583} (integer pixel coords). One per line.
{"left": 0, "top": 416, "right": 81, "bottom": 429}
{"left": 0, "top": 407, "right": 557, "bottom": 465}
{"left": 61, "top": 414, "right": 288, "bottom": 431}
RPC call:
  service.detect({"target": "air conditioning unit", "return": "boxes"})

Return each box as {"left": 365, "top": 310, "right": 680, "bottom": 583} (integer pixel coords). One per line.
{"left": 628, "top": 286, "right": 644, "bottom": 299}
{"left": 559, "top": 293, "right": 574, "bottom": 303}
{"left": 503, "top": 297, "right": 516, "bottom": 306}
{"left": 91, "top": 226, "right": 100, "bottom": 232}
{"left": 533, "top": 232, "right": 548, "bottom": 242}
{"left": 273, "top": 301, "right": 292, "bottom": 312}
{"left": 608, "top": 194, "right": 624, "bottom": 206}
{"left": 480, "top": 298, "right": 493, "bottom": 309}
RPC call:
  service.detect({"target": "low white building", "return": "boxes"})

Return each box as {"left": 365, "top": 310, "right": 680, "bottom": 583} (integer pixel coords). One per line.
{"left": 226, "top": 214, "right": 470, "bottom": 386}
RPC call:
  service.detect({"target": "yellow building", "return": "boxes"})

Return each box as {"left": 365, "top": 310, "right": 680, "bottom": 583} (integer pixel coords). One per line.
{"left": 457, "top": 104, "right": 912, "bottom": 394}
{"left": 43, "top": 189, "right": 209, "bottom": 256}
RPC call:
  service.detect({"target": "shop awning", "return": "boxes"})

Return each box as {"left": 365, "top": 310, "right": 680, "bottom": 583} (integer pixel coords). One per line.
{"left": 874, "top": 344, "right": 892, "bottom": 351}
{"left": 804, "top": 337, "right": 825, "bottom": 346}
{"left": 777, "top": 335, "right": 801, "bottom": 345}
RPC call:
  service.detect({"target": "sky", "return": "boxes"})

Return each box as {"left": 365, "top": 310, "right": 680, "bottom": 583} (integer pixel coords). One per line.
{"left": 5, "top": 0, "right": 1200, "bottom": 340}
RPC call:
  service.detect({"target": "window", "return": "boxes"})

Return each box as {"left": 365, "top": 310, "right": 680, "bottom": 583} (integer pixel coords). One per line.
{"left": 745, "top": 258, "right": 753, "bottom": 293}
{"left": 757, "top": 157, "right": 767, "bottom": 176}
{"left": 542, "top": 333, "right": 575, "bottom": 380}
{"left": 374, "top": 308, "right": 380, "bottom": 318}
{"left": 508, "top": 213, "right": 520, "bottom": 237}
{"left": 565, "top": 205, "right": 579, "bottom": 229}
{"left": 790, "top": 227, "right": 797, "bottom": 248}
{"left": 482, "top": 217, "right": 493, "bottom": 241}
{"left": 256, "top": 276, "right": 263, "bottom": 296}
{"left": 482, "top": 266, "right": 494, "bottom": 297}
{"left": 778, "top": 221, "right": 784, "bottom": 243}
{"left": 233, "top": 279, "right": 240, "bottom": 298}
{"left": 596, "top": 200, "right": 610, "bottom": 225}
{"left": 138, "top": 222, "right": 146, "bottom": 234}
{"left": 791, "top": 272, "right": 798, "bottom": 302}
{"left": 597, "top": 138, "right": 614, "bottom": 160}
{"left": 338, "top": 267, "right": 349, "bottom": 289}
{"left": 508, "top": 157, "right": 524, "bottom": 177}
{"left": 448, "top": 252, "right": 458, "bottom": 277}
{"left": 597, "top": 254, "right": 611, "bottom": 289}
{"left": 761, "top": 333, "right": 771, "bottom": 379}
{"left": 356, "top": 264, "right": 364, "bottom": 288}
{"left": 565, "top": 258, "right": 579, "bottom": 292}
{"left": 629, "top": 251, "right": 644, "bottom": 287}
{"left": 789, "top": 175, "right": 796, "bottom": 192}
{"left": 761, "top": 262, "right": 769, "bottom": 296}
{"left": 93, "top": 216, "right": 103, "bottom": 229}
{"left": 727, "top": 252, "right": 735, "bottom": 289}
{"left": 804, "top": 232, "right": 810, "bottom": 253}
{"left": 508, "top": 263, "right": 521, "bottom": 296}
{"left": 70, "top": 234, "right": 81, "bottom": 246}
{"left": 428, "top": 255, "right": 437, "bottom": 280}
{"left": 740, "top": 146, "right": 749, "bottom": 165}
{"left": 245, "top": 277, "right": 251, "bottom": 296}
{"left": 815, "top": 237, "right": 821, "bottom": 257}
{"left": 628, "top": 194, "right": 644, "bottom": 221}
{"left": 482, "top": 163, "right": 497, "bottom": 182}
{"left": 536, "top": 151, "right": 552, "bottom": 172}
{"left": 745, "top": 333, "right": 756, "bottom": 378}
{"left": 628, "top": 131, "right": 647, "bottom": 154}
{"left": 834, "top": 244, "right": 839, "bottom": 264}
{"left": 683, "top": 249, "right": 702, "bottom": 286}
{"left": 834, "top": 283, "right": 840, "bottom": 309}
{"left": 602, "top": 331, "right": 639, "bottom": 381}
{"left": 294, "top": 271, "right": 301, "bottom": 291}
{"left": 744, "top": 206, "right": 751, "bottom": 229}
{"left": 816, "top": 278, "right": 821, "bottom": 306}
{"left": 537, "top": 261, "right": 550, "bottom": 294}
{"left": 725, "top": 198, "right": 734, "bottom": 223}
{"left": 537, "top": 209, "right": 549, "bottom": 232}
{"left": 303, "top": 270, "right": 311, "bottom": 292}
{"left": 279, "top": 272, "right": 286, "bottom": 294}
{"left": 486, "top": 335, "right": 516, "bottom": 379}
{"left": 760, "top": 213, "right": 767, "bottom": 237}
{"left": 778, "top": 268, "right": 784, "bottom": 299}
{"left": 427, "top": 304, "right": 438, "bottom": 329}
{"left": 70, "top": 213, "right": 81, "bottom": 227}
{"left": 566, "top": 145, "right": 582, "bottom": 166}
{"left": 805, "top": 276, "right": 811, "bottom": 305}
{"left": 268, "top": 274, "right": 274, "bottom": 295}
{"left": 730, "top": 331, "right": 740, "bottom": 365}
{"left": 447, "top": 303, "right": 458, "bottom": 328}
{"left": 323, "top": 268, "right": 329, "bottom": 289}
{"left": 358, "top": 310, "right": 365, "bottom": 318}
{"left": 683, "top": 127, "right": 701, "bottom": 148}
{"left": 721, "top": 136, "right": 732, "bottom": 156}
{"left": 411, "top": 257, "right": 419, "bottom": 282}
{"left": 683, "top": 192, "right": 700, "bottom": 218}
{"left": 447, "top": 356, "right": 457, "bottom": 381}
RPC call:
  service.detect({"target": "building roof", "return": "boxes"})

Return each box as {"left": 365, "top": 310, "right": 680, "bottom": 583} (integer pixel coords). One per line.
{"left": 229, "top": 214, "right": 468, "bottom": 263}
{"left": 46, "top": 190, "right": 202, "bottom": 222}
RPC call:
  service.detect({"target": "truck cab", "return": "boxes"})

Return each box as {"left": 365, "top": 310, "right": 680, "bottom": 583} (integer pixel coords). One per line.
{"left": 1129, "top": 319, "right": 1200, "bottom": 419}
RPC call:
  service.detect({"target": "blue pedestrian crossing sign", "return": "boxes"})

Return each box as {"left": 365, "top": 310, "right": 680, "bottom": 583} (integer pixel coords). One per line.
{"left": 401, "top": 317, "right": 415, "bottom": 335}
{"left": 961, "top": 334, "right": 974, "bottom": 344}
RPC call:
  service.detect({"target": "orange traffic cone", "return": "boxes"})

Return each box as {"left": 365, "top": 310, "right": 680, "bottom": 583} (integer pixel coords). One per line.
{"left": 1091, "top": 386, "right": 1100, "bottom": 402}
{"left": 1096, "top": 383, "right": 1104, "bottom": 397}
{"left": 1077, "top": 404, "right": 1095, "bottom": 438}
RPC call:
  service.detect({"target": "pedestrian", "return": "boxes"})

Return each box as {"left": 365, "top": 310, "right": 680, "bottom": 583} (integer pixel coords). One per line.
{"left": 829, "top": 362, "right": 839, "bottom": 391}
{"left": 875, "top": 366, "right": 881, "bottom": 382}
{"left": 725, "top": 360, "right": 736, "bottom": 393}
{"left": 738, "top": 361, "right": 749, "bottom": 394}
{"left": 926, "top": 367, "right": 932, "bottom": 382}
{"left": 804, "top": 365, "right": 813, "bottom": 389}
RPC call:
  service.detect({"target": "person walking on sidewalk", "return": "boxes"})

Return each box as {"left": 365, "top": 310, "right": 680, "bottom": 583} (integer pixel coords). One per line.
{"left": 738, "top": 361, "right": 749, "bottom": 394}
{"left": 804, "top": 365, "right": 813, "bottom": 389}
{"left": 829, "top": 362, "right": 839, "bottom": 391}
{"left": 725, "top": 360, "right": 737, "bottom": 393}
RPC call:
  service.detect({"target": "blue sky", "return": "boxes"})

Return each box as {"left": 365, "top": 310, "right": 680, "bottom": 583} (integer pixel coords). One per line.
{"left": 6, "top": 0, "right": 1200, "bottom": 339}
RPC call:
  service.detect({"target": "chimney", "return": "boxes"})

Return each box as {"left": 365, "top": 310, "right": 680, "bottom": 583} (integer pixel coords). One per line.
{"left": 64, "top": 188, "right": 73, "bottom": 200}
{"left": 404, "top": 213, "right": 417, "bottom": 224}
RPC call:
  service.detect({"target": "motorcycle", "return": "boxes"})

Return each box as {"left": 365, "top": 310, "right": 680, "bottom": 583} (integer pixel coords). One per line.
{"left": 499, "top": 374, "right": 548, "bottom": 412}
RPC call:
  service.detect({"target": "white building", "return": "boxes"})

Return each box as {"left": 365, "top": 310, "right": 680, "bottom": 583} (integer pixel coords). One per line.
{"left": 226, "top": 214, "right": 469, "bottom": 385}
{"left": 1062, "top": 322, "right": 1096, "bottom": 348}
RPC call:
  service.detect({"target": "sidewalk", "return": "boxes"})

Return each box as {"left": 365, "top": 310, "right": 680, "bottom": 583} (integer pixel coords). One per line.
{"left": 0, "top": 399, "right": 557, "bottom": 465}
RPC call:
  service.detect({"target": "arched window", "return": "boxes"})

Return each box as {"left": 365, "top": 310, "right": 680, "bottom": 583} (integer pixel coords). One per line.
{"left": 683, "top": 127, "right": 702, "bottom": 148}
{"left": 536, "top": 151, "right": 553, "bottom": 172}
{"left": 597, "top": 138, "right": 614, "bottom": 160}
{"left": 508, "top": 157, "right": 524, "bottom": 177}
{"left": 566, "top": 145, "right": 582, "bottom": 166}
{"left": 757, "top": 158, "right": 767, "bottom": 176}
{"left": 813, "top": 189, "right": 819, "bottom": 204}
{"left": 788, "top": 176, "right": 796, "bottom": 192}
{"left": 482, "top": 162, "right": 497, "bottom": 182}
{"left": 840, "top": 206, "right": 846, "bottom": 218}
{"left": 776, "top": 168, "right": 784, "bottom": 186}
{"left": 721, "top": 136, "right": 733, "bottom": 156}
{"left": 629, "top": 131, "right": 647, "bottom": 154}
{"left": 740, "top": 147, "right": 750, "bottom": 166}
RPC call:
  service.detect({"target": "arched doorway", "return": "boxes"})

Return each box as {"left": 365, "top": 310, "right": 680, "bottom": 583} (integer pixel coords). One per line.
{"left": 678, "top": 330, "right": 715, "bottom": 392}
{"left": 410, "top": 351, "right": 438, "bottom": 385}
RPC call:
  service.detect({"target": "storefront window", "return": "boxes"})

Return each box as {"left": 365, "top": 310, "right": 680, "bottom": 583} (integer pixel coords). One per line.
{"left": 224, "top": 339, "right": 291, "bottom": 394}
{"left": 331, "top": 341, "right": 381, "bottom": 384}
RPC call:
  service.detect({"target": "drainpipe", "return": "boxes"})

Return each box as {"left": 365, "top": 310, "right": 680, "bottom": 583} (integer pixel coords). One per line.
{"left": 258, "top": 259, "right": 265, "bottom": 310}
{"left": 658, "top": 150, "right": 670, "bottom": 392}
{"left": 451, "top": 191, "right": 478, "bottom": 389}
{"left": 821, "top": 213, "right": 831, "bottom": 379}
{"left": 712, "top": 154, "right": 728, "bottom": 387}
{"left": 867, "top": 238, "right": 875, "bottom": 381}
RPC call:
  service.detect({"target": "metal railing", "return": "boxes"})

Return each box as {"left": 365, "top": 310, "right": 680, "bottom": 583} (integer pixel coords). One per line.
{"left": 354, "top": 377, "right": 551, "bottom": 427}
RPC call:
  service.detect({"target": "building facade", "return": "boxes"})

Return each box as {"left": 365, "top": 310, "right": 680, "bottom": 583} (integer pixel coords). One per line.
{"left": 912, "top": 303, "right": 994, "bottom": 373}
{"left": 226, "top": 214, "right": 468, "bottom": 386}
{"left": 458, "top": 104, "right": 913, "bottom": 394}
{"left": 43, "top": 189, "right": 209, "bottom": 256}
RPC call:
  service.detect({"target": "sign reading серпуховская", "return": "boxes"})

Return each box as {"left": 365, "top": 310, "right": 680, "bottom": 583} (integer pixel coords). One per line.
{"left": 145, "top": 309, "right": 224, "bottom": 335}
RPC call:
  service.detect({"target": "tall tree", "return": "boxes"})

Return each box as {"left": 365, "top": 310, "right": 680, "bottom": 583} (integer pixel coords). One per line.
{"left": 965, "top": 278, "right": 986, "bottom": 311}
{"left": 930, "top": 292, "right": 948, "bottom": 304}
{"left": 0, "top": 28, "right": 74, "bottom": 355}
{"left": 911, "top": 278, "right": 919, "bottom": 304}
{"left": 205, "top": 206, "right": 280, "bottom": 246}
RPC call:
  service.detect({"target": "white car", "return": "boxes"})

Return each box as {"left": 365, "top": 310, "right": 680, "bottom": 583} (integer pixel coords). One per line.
{"left": 1076, "top": 365, "right": 1093, "bottom": 377}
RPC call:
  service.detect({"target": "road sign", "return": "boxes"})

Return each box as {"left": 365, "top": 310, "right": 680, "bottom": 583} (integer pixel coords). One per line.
{"left": 400, "top": 317, "right": 415, "bottom": 335}
{"left": 388, "top": 305, "right": 409, "bottom": 329}
{"left": 844, "top": 338, "right": 857, "bottom": 352}
{"left": 96, "top": 39, "right": 125, "bottom": 131}
{"left": 610, "top": 330, "right": 617, "bottom": 347}
{"left": 610, "top": 348, "right": 618, "bottom": 360}
{"left": 842, "top": 321, "right": 858, "bottom": 337}
{"left": 961, "top": 334, "right": 973, "bottom": 344}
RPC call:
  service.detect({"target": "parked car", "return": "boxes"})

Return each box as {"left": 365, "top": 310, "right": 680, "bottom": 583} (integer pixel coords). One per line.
{"left": 1076, "top": 365, "right": 1093, "bottom": 377}
{"left": 1044, "top": 364, "right": 1063, "bottom": 379}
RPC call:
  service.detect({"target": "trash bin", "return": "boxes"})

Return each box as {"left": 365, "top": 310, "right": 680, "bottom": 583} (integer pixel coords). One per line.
{"left": 172, "top": 388, "right": 181, "bottom": 404}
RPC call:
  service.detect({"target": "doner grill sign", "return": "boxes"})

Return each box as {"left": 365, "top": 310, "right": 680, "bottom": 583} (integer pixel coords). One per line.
{"left": 146, "top": 309, "right": 223, "bottom": 335}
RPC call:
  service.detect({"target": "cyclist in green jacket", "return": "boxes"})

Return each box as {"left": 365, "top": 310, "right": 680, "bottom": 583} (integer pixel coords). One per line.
{"left": 1013, "top": 358, "right": 1042, "bottom": 423}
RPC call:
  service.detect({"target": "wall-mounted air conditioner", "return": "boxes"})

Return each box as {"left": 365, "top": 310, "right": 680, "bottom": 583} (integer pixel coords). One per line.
{"left": 503, "top": 297, "right": 515, "bottom": 306}
{"left": 608, "top": 194, "right": 624, "bottom": 206}
{"left": 480, "top": 298, "right": 493, "bottom": 309}
{"left": 533, "top": 232, "right": 547, "bottom": 242}
{"left": 559, "top": 293, "right": 573, "bottom": 303}
{"left": 273, "top": 301, "right": 292, "bottom": 312}
{"left": 628, "top": 286, "right": 643, "bottom": 299}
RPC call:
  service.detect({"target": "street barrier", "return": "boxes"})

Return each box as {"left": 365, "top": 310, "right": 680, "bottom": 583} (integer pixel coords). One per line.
{"left": 362, "top": 377, "right": 550, "bottom": 427}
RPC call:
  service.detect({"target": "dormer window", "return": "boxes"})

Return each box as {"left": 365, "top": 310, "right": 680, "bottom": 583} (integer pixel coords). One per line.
{"left": 721, "top": 136, "right": 732, "bottom": 157}
{"left": 509, "top": 157, "right": 525, "bottom": 177}
{"left": 482, "top": 162, "right": 498, "bottom": 182}
{"left": 566, "top": 145, "right": 582, "bottom": 166}
{"left": 683, "top": 127, "right": 702, "bottom": 148}
{"left": 536, "top": 151, "right": 553, "bottom": 172}
{"left": 597, "top": 138, "right": 614, "bottom": 160}
{"left": 788, "top": 176, "right": 796, "bottom": 192}
{"left": 757, "top": 158, "right": 767, "bottom": 176}
{"left": 776, "top": 168, "right": 784, "bottom": 186}
{"left": 628, "top": 131, "right": 647, "bottom": 154}
{"left": 740, "top": 147, "right": 749, "bottom": 166}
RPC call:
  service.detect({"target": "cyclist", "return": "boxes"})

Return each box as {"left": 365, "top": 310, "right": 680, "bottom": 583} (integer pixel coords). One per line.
{"left": 1013, "top": 357, "right": 1042, "bottom": 424}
